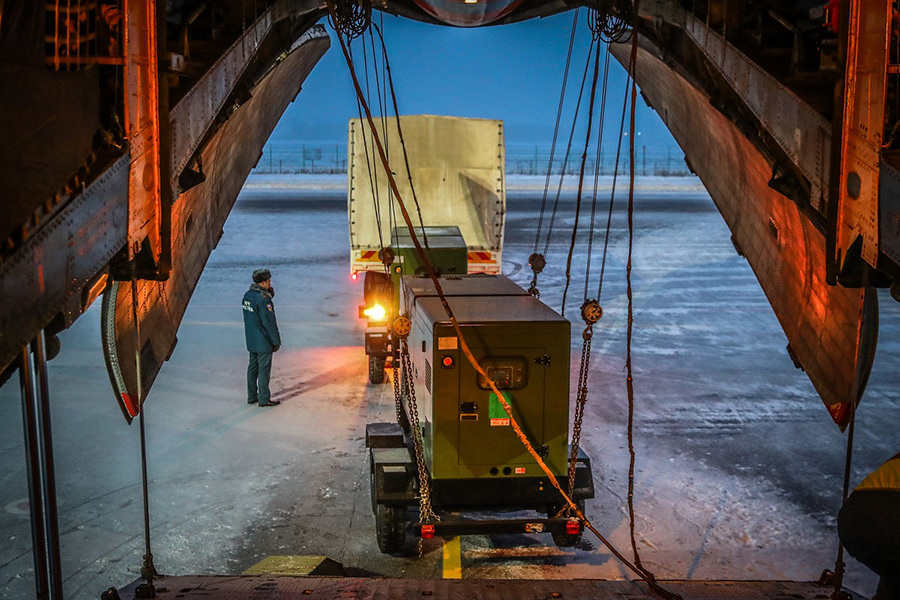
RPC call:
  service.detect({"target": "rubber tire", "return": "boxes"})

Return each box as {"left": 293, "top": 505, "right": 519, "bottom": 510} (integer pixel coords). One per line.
{"left": 368, "top": 355, "right": 386, "bottom": 384}
{"left": 548, "top": 500, "right": 585, "bottom": 548}
{"left": 375, "top": 504, "right": 407, "bottom": 555}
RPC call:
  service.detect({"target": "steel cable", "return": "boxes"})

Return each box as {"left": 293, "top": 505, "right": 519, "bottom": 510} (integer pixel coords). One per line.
{"left": 583, "top": 49, "right": 612, "bottom": 300}
{"left": 327, "top": 0, "right": 371, "bottom": 39}
{"left": 371, "top": 21, "right": 433, "bottom": 259}
{"left": 534, "top": 9, "right": 580, "bottom": 256}
{"left": 596, "top": 71, "right": 631, "bottom": 300}
{"left": 561, "top": 40, "right": 603, "bottom": 317}
{"left": 541, "top": 36, "right": 597, "bottom": 259}
{"left": 351, "top": 42, "right": 386, "bottom": 269}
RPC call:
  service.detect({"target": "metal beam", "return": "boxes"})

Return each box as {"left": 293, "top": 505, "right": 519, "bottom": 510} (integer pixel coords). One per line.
{"left": 19, "top": 332, "right": 64, "bottom": 600}
{"left": 830, "top": 0, "right": 891, "bottom": 277}
{"left": 683, "top": 13, "right": 833, "bottom": 214}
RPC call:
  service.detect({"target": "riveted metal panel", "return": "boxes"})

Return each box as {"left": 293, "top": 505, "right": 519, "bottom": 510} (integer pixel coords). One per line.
{"left": 0, "top": 156, "right": 129, "bottom": 373}
{"left": 102, "top": 25, "right": 329, "bottom": 418}
{"left": 833, "top": 0, "right": 891, "bottom": 268}
{"left": 169, "top": 10, "right": 275, "bottom": 182}
{"left": 612, "top": 37, "right": 877, "bottom": 429}
{"left": 684, "top": 15, "right": 833, "bottom": 212}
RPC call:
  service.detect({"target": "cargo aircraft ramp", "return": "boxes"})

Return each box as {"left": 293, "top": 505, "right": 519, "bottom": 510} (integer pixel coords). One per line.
{"left": 111, "top": 576, "right": 857, "bottom": 600}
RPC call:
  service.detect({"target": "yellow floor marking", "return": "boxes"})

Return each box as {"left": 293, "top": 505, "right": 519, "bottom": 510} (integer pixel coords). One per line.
{"left": 442, "top": 536, "right": 462, "bottom": 579}
{"left": 242, "top": 555, "right": 330, "bottom": 576}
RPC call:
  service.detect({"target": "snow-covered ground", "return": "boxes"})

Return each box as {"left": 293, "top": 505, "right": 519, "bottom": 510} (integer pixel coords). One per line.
{"left": 1, "top": 177, "right": 895, "bottom": 599}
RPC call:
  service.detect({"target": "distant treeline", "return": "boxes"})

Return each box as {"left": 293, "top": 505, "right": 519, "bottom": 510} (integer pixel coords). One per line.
{"left": 253, "top": 141, "right": 692, "bottom": 177}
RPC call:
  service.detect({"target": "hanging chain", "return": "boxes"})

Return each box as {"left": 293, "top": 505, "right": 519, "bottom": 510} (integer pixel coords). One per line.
{"left": 561, "top": 299, "right": 603, "bottom": 516}
{"left": 527, "top": 253, "right": 546, "bottom": 298}
{"left": 391, "top": 352, "right": 403, "bottom": 426}
{"left": 400, "top": 339, "right": 438, "bottom": 524}
{"left": 327, "top": 0, "right": 371, "bottom": 39}
{"left": 392, "top": 316, "right": 438, "bottom": 529}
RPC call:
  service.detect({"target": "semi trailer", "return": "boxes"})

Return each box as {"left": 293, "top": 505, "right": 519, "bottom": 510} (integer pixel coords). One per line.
{"left": 347, "top": 115, "right": 506, "bottom": 383}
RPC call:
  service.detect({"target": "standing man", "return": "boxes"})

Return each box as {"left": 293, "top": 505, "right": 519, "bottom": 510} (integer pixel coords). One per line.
{"left": 242, "top": 268, "right": 281, "bottom": 407}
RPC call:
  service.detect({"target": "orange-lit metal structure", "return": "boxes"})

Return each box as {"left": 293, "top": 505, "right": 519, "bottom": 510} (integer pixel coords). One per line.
{"left": 829, "top": 0, "right": 891, "bottom": 279}
{"left": 0, "top": 0, "right": 898, "bottom": 432}
{"left": 123, "top": 0, "right": 169, "bottom": 274}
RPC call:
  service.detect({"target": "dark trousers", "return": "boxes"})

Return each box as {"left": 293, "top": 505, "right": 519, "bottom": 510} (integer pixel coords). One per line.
{"left": 838, "top": 490, "right": 900, "bottom": 600}
{"left": 247, "top": 352, "right": 273, "bottom": 404}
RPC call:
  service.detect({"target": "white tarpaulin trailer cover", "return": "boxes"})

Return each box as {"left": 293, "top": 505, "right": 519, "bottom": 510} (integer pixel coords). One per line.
{"left": 348, "top": 115, "right": 505, "bottom": 274}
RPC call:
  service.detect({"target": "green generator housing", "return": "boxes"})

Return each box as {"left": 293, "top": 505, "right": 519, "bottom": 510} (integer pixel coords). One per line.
{"left": 402, "top": 274, "right": 576, "bottom": 508}
{"left": 390, "top": 226, "right": 468, "bottom": 312}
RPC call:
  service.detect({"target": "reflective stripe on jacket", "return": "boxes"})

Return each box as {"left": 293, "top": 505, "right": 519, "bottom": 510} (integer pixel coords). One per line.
{"left": 855, "top": 454, "right": 900, "bottom": 493}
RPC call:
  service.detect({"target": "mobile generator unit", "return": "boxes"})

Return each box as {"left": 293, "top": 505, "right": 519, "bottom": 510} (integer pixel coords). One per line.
{"left": 347, "top": 115, "right": 506, "bottom": 384}
{"left": 366, "top": 274, "right": 595, "bottom": 554}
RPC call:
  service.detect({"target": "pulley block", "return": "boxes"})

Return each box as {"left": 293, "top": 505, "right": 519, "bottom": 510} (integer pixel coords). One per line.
{"left": 580, "top": 299, "right": 603, "bottom": 324}
{"left": 392, "top": 316, "right": 412, "bottom": 338}
{"left": 528, "top": 253, "right": 546, "bottom": 275}
{"left": 378, "top": 246, "right": 395, "bottom": 267}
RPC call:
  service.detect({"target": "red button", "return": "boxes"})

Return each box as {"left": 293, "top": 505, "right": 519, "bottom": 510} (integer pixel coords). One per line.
{"left": 442, "top": 356, "right": 454, "bottom": 367}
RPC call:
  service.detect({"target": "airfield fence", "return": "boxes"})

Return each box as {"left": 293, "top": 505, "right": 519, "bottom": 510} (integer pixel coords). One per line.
{"left": 252, "top": 142, "right": 692, "bottom": 176}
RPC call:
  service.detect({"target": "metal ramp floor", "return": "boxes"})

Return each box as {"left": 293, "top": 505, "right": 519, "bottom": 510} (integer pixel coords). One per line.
{"left": 117, "top": 577, "right": 860, "bottom": 600}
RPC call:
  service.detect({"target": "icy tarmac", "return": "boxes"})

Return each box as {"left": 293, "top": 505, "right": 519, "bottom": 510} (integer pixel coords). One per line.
{"left": 1, "top": 174, "right": 896, "bottom": 599}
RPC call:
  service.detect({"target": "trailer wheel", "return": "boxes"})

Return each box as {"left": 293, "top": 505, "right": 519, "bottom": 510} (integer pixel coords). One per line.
{"left": 375, "top": 504, "right": 407, "bottom": 555}
{"left": 368, "top": 355, "right": 386, "bottom": 384}
{"left": 548, "top": 500, "right": 585, "bottom": 548}
{"left": 369, "top": 452, "right": 377, "bottom": 513}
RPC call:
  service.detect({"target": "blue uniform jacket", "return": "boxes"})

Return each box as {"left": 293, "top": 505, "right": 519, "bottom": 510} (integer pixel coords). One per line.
{"left": 242, "top": 284, "right": 281, "bottom": 353}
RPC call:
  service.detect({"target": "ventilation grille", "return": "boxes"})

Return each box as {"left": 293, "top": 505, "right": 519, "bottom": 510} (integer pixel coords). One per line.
{"left": 443, "top": 274, "right": 497, "bottom": 280}
{"left": 425, "top": 359, "right": 432, "bottom": 394}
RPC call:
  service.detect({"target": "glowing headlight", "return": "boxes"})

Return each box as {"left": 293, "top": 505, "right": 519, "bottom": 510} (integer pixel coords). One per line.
{"left": 363, "top": 304, "right": 387, "bottom": 322}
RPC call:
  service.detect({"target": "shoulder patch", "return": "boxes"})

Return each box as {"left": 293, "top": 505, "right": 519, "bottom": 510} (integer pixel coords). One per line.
{"left": 267, "top": 303, "right": 273, "bottom": 311}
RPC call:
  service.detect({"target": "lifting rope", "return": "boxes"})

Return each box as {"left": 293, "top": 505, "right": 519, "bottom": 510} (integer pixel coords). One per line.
{"left": 371, "top": 21, "right": 433, "bottom": 261}
{"left": 351, "top": 21, "right": 434, "bottom": 272}
{"left": 583, "top": 48, "right": 612, "bottom": 301}
{"left": 563, "top": 41, "right": 614, "bottom": 517}
{"left": 531, "top": 29, "right": 597, "bottom": 299}
{"left": 624, "top": 17, "right": 647, "bottom": 572}
{"left": 326, "top": 4, "right": 680, "bottom": 598}
{"left": 530, "top": 8, "right": 579, "bottom": 297}
{"left": 351, "top": 42, "right": 388, "bottom": 273}
{"left": 560, "top": 37, "right": 603, "bottom": 318}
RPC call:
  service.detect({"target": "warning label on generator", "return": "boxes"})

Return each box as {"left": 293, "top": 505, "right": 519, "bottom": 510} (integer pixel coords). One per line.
{"left": 488, "top": 392, "right": 513, "bottom": 426}
{"left": 438, "top": 336, "right": 458, "bottom": 350}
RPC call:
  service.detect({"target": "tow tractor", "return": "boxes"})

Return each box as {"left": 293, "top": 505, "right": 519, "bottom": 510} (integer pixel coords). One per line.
{"left": 348, "top": 115, "right": 505, "bottom": 384}
{"left": 366, "top": 274, "right": 595, "bottom": 554}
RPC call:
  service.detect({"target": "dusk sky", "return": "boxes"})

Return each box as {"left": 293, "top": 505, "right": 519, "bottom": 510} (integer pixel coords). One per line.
{"left": 270, "top": 10, "right": 681, "bottom": 154}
